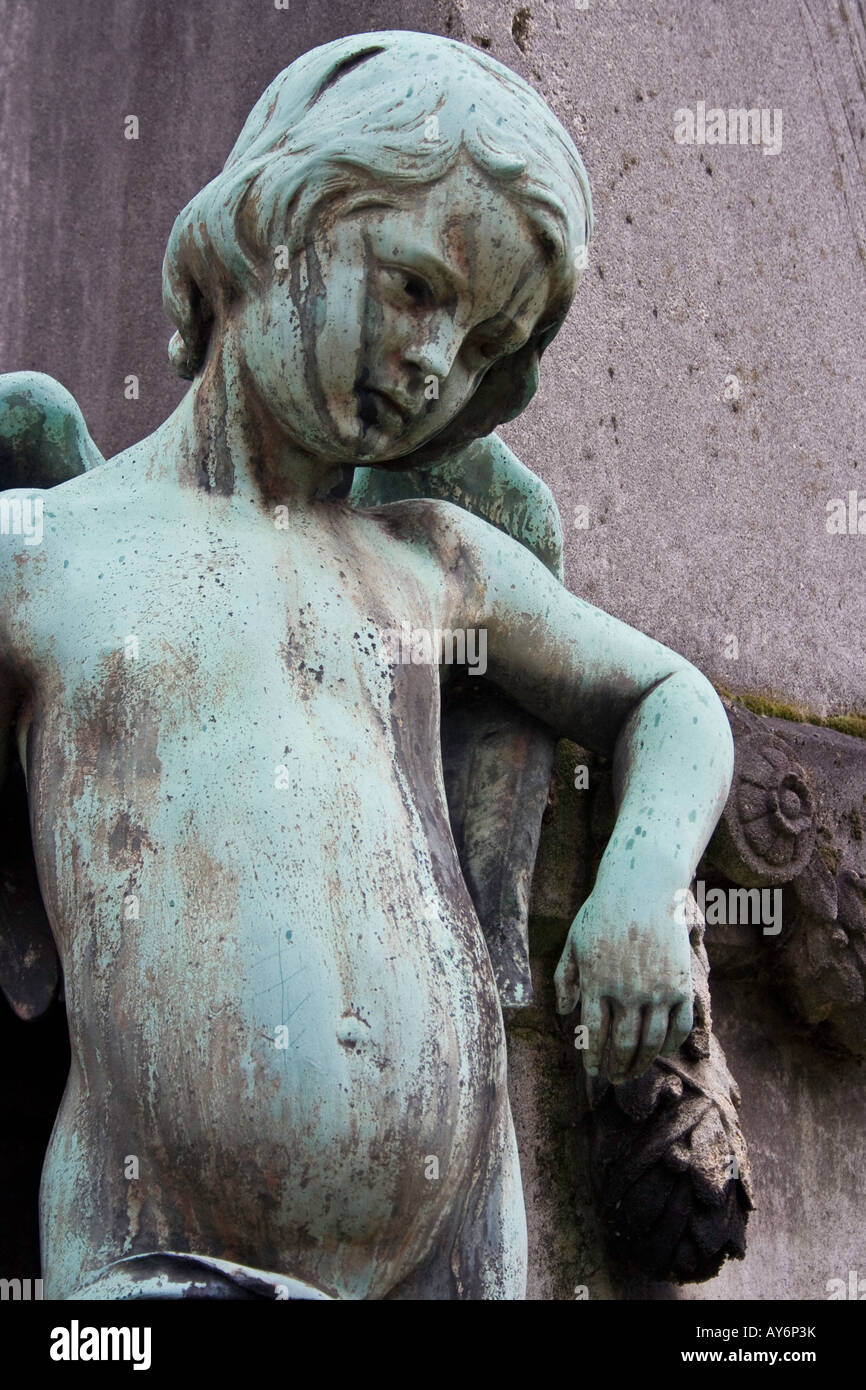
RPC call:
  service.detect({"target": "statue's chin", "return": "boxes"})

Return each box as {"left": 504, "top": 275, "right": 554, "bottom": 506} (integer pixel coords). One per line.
{"left": 341, "top": 427, "right": 425, "bottom": 468}
{"left": 351, "top": 441, "right": 439, "bottom": 472}
{"left": 301, "top": 399, "right": 454, "bottom": 470}
{"left": 350, "top": 420, "right": 460, "bottom": 470}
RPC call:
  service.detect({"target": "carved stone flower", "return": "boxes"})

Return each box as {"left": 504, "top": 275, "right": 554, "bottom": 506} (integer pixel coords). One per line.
{"left": 710, "top": 735, "right": 816, "bottom": 886}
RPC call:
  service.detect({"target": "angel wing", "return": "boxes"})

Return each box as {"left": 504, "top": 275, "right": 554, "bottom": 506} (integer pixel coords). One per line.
{"left": 0, "top": 372, "right": 104, "bottom": 1020}
{"left": 349, "top": 432, "right": 564, "bottom": 1007}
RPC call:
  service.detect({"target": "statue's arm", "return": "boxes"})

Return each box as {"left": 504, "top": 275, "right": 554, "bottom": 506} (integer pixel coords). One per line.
{"left": 442, "top": 506, "right": 734, "bottom": 1083}
{"left": 0, "top": 371, "right": 100, "bottom": 789}
{"left": 351, "top": 432, "right": 564, "bottom": 577}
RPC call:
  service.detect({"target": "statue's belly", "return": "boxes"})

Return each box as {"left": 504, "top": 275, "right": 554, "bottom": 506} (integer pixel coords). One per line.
{"left": 40, "top": 753, "right": 506, "bottom": 1297}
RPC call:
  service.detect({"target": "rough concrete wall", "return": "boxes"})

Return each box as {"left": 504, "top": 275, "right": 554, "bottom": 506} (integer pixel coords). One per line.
{"left": 668, "top": 975, "right": 866, "bottom": 1302}
{"left": 1, "top": 0, "right": 864, "bottom": 1300}
{"left": 480, "top": 0, "right": 866, "bottom": 717}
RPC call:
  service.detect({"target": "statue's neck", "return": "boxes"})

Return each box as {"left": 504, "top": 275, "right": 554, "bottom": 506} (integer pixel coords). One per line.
{"left": 163, "top": 348, "right": 344, "bottom": 510}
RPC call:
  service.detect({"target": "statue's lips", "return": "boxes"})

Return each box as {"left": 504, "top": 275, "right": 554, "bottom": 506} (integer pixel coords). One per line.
{"left": 356, "top": 384, "right": 413, "bottom": 428}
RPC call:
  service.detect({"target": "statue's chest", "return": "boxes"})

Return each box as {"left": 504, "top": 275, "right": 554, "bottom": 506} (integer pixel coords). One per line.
{"left": 23, "top": 530, "right": 446, "bottom": 835}
{"left": 37, "top": 524, "right": 432, "bottom": 715}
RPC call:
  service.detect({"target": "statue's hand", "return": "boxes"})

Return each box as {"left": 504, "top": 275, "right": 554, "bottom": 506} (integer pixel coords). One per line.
{"left": 553, "top": 887, "right": 693, "bottom": 1084}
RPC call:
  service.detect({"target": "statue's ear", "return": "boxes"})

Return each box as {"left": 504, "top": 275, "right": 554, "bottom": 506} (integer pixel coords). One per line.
{"left": 168, "top": 277, "right": 214, "bottom": 380}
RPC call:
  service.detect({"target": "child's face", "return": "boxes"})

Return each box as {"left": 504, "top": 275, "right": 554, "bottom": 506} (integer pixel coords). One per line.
{"left": 232, "top": 161, "right": 557, "bottom": 466}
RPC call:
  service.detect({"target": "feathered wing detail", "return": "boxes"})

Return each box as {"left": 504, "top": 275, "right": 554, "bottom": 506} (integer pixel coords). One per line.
{"left": 0, "top": 373, "right": 104, "bottom": 1019}
{"left": 439, "top": 679, "right": 555, "bottom": 1006}
{"left": 0, "top": 372, "right": 104, "bottom": 488}
{"left": 350, "top": 433, "right": 563, "bottom": 1006}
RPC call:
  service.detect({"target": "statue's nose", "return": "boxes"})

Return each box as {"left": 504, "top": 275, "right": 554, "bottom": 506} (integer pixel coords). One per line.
{"left": 403, "top": 321, "right": 460, "bottom": 383}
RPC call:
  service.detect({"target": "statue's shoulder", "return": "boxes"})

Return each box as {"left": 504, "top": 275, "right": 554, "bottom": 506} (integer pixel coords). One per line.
{"left": 351, "top": 492, "right": 475, "bottom": 555}
{"left": 349, "top": 432, "right": 563, "bottom": 577}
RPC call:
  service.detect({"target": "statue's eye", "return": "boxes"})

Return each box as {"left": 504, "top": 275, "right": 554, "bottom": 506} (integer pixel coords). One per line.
{"left": 468, "top": 326, "right": 531, "bottom": 367}
{"left": 402, "top": 273, "right": 430, "bottom": 305}
{"left": 381, "top": 265, "right": 434, "bottom": 307}
{"left": 463, "top": 333, "right": 503, "bottom": 365}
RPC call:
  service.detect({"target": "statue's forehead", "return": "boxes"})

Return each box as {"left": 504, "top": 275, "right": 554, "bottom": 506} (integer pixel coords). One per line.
{"left": 372, "top": 163, "right": 524, "bottom": 223}
{"left": 347, "top": 170, "right": 537, "bottom": 265}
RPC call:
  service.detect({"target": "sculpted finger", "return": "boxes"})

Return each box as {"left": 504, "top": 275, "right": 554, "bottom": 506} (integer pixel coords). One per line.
{"left": 628, "top": 1004, "right": 670, "bottom": 1079}
{"left": 580, "top": 997, "right": 608, "bottom": 1077}
{"left": 605, "top": 1004, "right": 641, "bottom": 1085}
{"left": 662, "top": 997, "right": 694, "bottom": 1055}
{"left": 554, "top": 942, "right": 580, "bottom": 1015}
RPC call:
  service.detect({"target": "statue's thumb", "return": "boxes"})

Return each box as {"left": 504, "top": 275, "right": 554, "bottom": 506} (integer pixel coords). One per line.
{"left": 554, "top": 950, "right": 579, "bottom": 1015}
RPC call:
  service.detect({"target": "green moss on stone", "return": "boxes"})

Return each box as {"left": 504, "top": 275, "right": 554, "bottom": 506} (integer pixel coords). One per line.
{"left": 817, "top": 839, "right": 842, "bottom": 875}
{"left": 713, "top": 684, "right": 866, "bottom": 741}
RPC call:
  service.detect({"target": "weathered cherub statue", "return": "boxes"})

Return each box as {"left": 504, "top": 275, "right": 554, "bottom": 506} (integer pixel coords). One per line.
{"left": 0, "top": 31, "right": 734, "bottom": 1299}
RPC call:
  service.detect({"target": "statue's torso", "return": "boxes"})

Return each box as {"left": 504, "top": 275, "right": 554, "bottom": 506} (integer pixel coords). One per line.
{"left": 10, "top": 464, "right": 505, "bottom": 1298}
